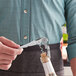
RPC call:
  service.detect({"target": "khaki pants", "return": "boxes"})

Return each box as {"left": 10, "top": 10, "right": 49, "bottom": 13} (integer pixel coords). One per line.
{"left": 0, "top": 43, "right": 64, "bottom": 76}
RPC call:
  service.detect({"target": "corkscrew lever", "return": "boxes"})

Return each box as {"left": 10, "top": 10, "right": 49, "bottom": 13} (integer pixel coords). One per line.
{"left": 20, "top": 37, "right": 48, "bottom": 49}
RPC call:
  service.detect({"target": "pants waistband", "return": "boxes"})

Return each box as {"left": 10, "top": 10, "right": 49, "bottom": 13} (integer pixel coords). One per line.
{"left": 23, "top": 43, "right": 60, "bottom": 51}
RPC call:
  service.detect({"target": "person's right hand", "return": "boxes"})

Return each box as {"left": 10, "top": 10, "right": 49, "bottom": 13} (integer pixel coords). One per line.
{"left": 0, "top": 36, "right": 23, "bottom": 70}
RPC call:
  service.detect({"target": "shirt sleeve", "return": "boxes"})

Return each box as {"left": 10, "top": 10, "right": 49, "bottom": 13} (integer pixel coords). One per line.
{"left": 65, "top": 0, "right": 76, "bottom": 61}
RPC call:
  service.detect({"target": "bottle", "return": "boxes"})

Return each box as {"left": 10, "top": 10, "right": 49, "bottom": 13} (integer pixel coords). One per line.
{"left": 40, "top": 52, "right": 57, "bottom": 76}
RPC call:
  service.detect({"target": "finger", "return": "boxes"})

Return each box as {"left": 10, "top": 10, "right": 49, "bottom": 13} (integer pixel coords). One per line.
{"left": 0, "top": 54, "right": 17, "bottom": 60}
{"left": 17, "top": 48, "right": 23, "bottom": 55}
{"left": 0, "top": 60, "right": 12, "bottom": 65}
{"left": 0, "top": 44, "right": 23, "bottom": 55}
{"left": 0, "top": 64, "right": 11, "bottom": 70}
{"left": 0, "top": 36, "right": 20, "bottom": 48}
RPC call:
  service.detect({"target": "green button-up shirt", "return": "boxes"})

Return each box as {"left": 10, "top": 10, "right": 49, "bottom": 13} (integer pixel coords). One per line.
{"left": 0, "top": 0, "right": 76, "bottom": 60}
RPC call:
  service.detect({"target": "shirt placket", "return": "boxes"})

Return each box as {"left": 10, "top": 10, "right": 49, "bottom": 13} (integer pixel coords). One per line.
{"left": 20, "top": 0, "right": 31, "bottom": 45}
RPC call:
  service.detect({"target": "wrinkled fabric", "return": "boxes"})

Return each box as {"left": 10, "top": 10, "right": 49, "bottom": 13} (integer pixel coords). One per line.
{"left": 0, "top": 0, "right": 65, "bottom": 45}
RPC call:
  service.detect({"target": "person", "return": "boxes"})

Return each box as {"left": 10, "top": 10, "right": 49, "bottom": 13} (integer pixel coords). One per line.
{"left": 0, "top": 0, "right": 76, "bottom": 76}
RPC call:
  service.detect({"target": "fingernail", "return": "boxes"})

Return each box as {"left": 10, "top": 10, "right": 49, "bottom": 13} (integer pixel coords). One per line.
{"left": 21, "top": 48, "right": 23, "bottom": 52}
{"left": 18, "top": 48, "right": 23, "bottom": 55}
{"left": 17, "top": 45, "right": 20, "bottom": 47}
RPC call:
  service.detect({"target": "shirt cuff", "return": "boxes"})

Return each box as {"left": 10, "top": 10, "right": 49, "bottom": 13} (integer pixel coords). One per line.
{"left": 67, "top": 43, "right": 76, "bottom": 61}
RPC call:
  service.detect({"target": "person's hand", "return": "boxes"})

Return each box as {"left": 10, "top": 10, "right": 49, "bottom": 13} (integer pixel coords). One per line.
{"left": 0, "top": 36, "right": 23, "bottom": 70}
{"left": 60, "top": 37, "right": 63, "bottom": 51}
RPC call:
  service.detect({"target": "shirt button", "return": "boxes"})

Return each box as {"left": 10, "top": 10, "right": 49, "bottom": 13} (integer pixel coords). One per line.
{"left": 24, "top": 10, "right": 27, "bottom": 13}
{"left": 24, "top": 36, "right": 27, "bottom": 39}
